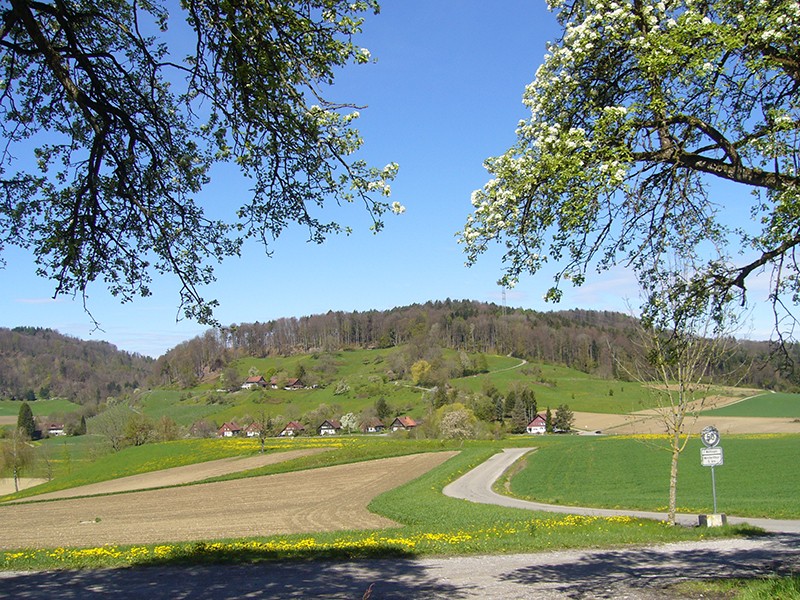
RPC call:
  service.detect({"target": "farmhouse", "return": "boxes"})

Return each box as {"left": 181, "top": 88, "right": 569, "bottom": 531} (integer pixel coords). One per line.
{"left": 269, "top": 376, "right": 305, "bottom": 390}
{"left": 390, "top": 416, "right": 417, "bottom": 432}
{"left": 526, "top": 414, "right": 547, "bottom": 435}
{"left": 279, "top": 421, "right": 305, "bottom": 437}
{"left": 217, "top": 422, "right": 242, "bottom": 437}
{"left": 43, "top": 422, "right": 65, "bottom": 436}
{"left": 241, "top": 375, "right": 268, "bottom": 389}
{"left": 245, "top": 423, "right": 263, "bottom": 437}
{"left": 318, "top": 419, "right": 342, "bottom": 436}
{"left": 360, "top": 418, "right": 385, "bottom": 434}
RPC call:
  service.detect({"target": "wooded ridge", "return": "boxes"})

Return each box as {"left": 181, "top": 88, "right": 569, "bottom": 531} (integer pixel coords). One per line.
{"left": 2, "top": 300, "right": 797, "bottom": 404}
{"left": 153, "top": 300, "right": 798, "bottom": 392}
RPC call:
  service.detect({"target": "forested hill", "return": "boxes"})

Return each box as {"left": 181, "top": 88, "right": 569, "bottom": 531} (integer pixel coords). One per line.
{"left": 0, "top": 327, "right": 153, "bottom": 405}
{"left": 154, "top": 300, "right": 798, "bottom": 391}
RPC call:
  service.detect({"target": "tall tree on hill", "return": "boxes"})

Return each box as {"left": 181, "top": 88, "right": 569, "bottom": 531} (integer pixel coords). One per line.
{"left": 553, "top": 404, "right": 574, "bottom": 433}
{"left": 17, "top": 402, "right": 36, "bottom": 440}
{"left": 1, "top": 427, "right": 35, "bottom": 493}
{"left": 510, "top": 397, "right": 529, "bottom": 434}
{"left": 462, "top": 0, "right": 800, "bottom": 344}
{"left": 0, "top": 0, "right": 398, "bottom": 324}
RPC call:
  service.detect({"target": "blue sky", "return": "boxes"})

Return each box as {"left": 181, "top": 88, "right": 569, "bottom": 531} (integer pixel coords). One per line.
{"left": 0, "top": 1, "right": 773, "bottom": 357}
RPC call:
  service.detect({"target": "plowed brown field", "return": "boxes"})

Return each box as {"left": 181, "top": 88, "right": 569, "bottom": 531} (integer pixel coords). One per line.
{"left": 0, "top": 452, "right": 457, "bottom": 550}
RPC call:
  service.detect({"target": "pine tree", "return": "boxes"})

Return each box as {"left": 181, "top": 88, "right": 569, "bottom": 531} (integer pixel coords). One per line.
{"left": 554, "top": 404, "right": 575, "bottom": 433}
{"left": 17, "top": 402, "right": 36, "bottom": 440}
{"left": 510, "top": 398, "right": 529, "bottom": 434}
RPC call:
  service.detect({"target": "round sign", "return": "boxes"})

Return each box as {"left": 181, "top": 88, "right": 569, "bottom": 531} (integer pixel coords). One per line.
{"left": 701, "top": 426, "right": 720, "bottom": 448}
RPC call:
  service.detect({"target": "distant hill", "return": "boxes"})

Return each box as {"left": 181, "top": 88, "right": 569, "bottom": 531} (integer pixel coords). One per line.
{"left": 154, "top": 300, "right": 799, "bottom": 392}
{"left": 0, "top": 327, "right": 153, "bottom": 405}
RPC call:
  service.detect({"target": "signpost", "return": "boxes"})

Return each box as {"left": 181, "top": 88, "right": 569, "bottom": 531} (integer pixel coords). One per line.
{"left": 700, "top": 426, "right": 723, "bottom": 517}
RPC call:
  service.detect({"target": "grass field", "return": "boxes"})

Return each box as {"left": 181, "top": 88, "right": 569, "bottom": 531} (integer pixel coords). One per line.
{"left": 0, "top": 398, "right": 81, "bottom": 417}
{"left": 0, "top": 440, "right": 757, "bottom": 571}
{"left": 702, "top": 392, "right": 800, "bottom": 418}
{"left": 506, "top": 434, "right": 800, "bottom": 518}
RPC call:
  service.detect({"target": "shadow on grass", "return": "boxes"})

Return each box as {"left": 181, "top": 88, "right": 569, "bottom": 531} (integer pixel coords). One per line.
{"left": 498, "top": 532, "right": 800, "bottom": 599}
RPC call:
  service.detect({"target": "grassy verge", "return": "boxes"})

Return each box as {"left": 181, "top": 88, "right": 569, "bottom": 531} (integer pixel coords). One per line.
{"left": 676, "top": 575, "right": 800, "bottom": 599}
{"left": 0, "top": 444, "right": 763, "bottom": 571}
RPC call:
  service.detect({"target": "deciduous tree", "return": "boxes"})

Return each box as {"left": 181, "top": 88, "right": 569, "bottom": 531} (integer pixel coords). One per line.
{"left": 462, "top": 0, "right": 800, "bottom": 339}
{"left": 0, "top": 0, "right": 399, "bottom": 324}
{"left": 89, "top": 404, "right": 134, "bottom": 451}
{"left": 626, "top": 254, "right": 745, "bottom": 525}
{"left": 0, "top": 427, "right": 34, "bottom": 492}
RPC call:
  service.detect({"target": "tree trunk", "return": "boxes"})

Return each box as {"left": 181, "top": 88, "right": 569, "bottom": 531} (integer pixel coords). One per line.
{"left": 668, "top": 436, "right": 680, "bottom": 526}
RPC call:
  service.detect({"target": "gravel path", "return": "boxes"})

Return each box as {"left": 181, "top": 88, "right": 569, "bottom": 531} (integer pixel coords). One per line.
{"left": 2, "top": 532, "right": 798, "bottom": 598}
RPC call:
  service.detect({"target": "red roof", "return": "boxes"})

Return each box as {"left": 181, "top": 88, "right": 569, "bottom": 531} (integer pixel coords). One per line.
{"left": 393, "top": 416, "right": 417, "bottom": 428}
{"left": 527, "top": 415, "right": 546, "bottom": 427}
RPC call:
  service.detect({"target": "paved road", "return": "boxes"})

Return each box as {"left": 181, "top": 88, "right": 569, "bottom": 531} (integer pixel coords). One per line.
{"left": 444, "top": 447, "right": 800, "bottom": 534}
{"left": 2, "top": 447, "right": 799, "bottom": 599}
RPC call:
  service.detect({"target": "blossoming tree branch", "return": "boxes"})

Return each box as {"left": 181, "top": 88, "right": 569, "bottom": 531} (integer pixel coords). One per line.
{"left": 461, "top": 0, "right": 799, "bottom": 336}
{"left": 0, "top": 0, "right": 400, "bottom": 324}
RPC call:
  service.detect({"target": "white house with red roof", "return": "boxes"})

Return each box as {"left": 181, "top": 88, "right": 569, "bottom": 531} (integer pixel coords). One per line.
{"left": 279, "top": 421, "right": 306, "bottom": 437}
{"left": 390, "top": 416, "right": 417, "bottom": 432}
{"left": 526, "top": 414, "right": 547, "bottom": 435}
{"left": 217, "top": 422, "right": 243, "bottom": 437}
{"left": 318, "top": 419, "right": 342, "bottom": 436}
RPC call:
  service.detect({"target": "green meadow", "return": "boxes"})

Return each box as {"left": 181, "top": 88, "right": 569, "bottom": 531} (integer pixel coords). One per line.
{"left": 702, "top": 392, "right": 800, "bottom": 419}
{"left": 505, "top": 434, "right": 800, "bottom": 519}
{"left": 0, "top": 398, "right": 81, "bottom": 417}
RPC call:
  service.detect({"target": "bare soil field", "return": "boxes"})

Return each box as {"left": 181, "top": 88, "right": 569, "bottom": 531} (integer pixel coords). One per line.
{"left": 0, "top": 478, "right": 48, "bottom": 496}
{"left": 572, "top": 390, "right": 800, "bottom": 435}
{"left": 580, "top": 412, "right": 800, "bottom": 435}
{"left": 6, "top": 448, "right": 330, "bottom": 503}
{"left": 0, "top": 451, "right": 457, "bottom": 550}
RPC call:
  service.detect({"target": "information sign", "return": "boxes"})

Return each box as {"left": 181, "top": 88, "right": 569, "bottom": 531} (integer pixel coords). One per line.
{"left": 701, "top": 447, "right": 724, "bottom": 467}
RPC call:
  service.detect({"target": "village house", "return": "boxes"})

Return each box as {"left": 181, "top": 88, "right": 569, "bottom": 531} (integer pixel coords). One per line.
{"left": 526, "top": 414, "right": 547, "bottom": 435}
{"left": 245, "top": 422, "right": 263, "bottom": 437}
{"left": 217, "top": 422, "right": 242, "bottom": 437}
{"left": 390, "top": 416, "right": 417, "bottom": 432}
{"left": 241, "top": 375, "right": 268, "bottom": 389}
{"left": 279, "top": 421, "right": 305, "bottom": 437}
{"left": 43, "top": 422, "right": 65, "bottom": 437}
{"left": 269, "top": 376, "right": 305, "bottom": 390}
{"left": 360, "top": 417, "right": 385, "bottom": 434}
{"left": 317, "top": 419, "right": 342, "bottom": 436}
